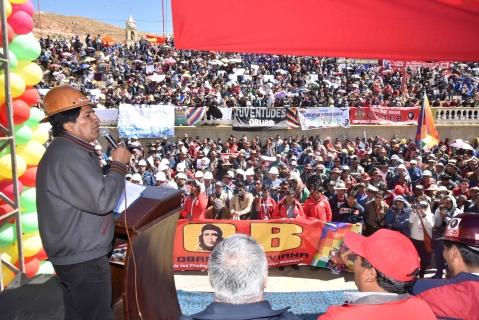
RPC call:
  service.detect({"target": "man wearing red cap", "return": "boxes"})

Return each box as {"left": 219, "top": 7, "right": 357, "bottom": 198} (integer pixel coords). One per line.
{"left": 412, "top": 213, "right": 479, "bottom": 319}
{"left": 319, "top": 229, "right": 436, "bottom": 320}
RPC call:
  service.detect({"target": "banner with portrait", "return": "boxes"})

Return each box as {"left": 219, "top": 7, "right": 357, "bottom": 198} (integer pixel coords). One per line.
{"left": 349, "top": 106, "right": 419, "bottom": 125}
{"left": 173, "top": 219, "right": 362, "bottom": 271}
{"left": 298, "top": 107, "right": 350, "bottom": 129}
{"left": 118, "top": 104, "right": 175, "bottom": 138}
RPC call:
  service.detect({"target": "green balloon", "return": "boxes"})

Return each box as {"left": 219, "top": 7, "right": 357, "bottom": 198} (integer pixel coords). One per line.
{"left": 9, "top": 33, "right": 41, "bottom": 62}
{"left": 25, "top": 107, "right": 44, "bottom": 129}
{"left": 0, "top": 49, "right": 18, "bottom": 69}
{"left": 38, "top": 261, "right": 55, "bottom": 274}
{"left": 14, "top": 124, "right": 32, "bottom": 145}
{"left": 20, "top": 188, "right": 36, "bottom": 213}
{"left": 0, "top": 223, "right": 16, "bottom": 247}
{"left": 0, "top": 146, "right": 10, "bottom": 157}
{"left": 21, "top": 211, "right": 38, "bottom": 234}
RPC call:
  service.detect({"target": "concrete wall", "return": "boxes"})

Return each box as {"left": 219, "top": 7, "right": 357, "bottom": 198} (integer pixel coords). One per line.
{"left": 104, "top": 124, "right": 479, "bottom": 145}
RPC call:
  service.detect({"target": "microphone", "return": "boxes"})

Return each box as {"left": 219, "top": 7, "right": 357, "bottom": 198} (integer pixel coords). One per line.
{"left": 100, "top": 128, "right": 118, "bottom": 149}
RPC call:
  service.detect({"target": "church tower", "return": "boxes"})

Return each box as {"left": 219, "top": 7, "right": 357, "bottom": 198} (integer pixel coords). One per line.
{"left": 125, "top": 16, "right": 137, "bottom": 46}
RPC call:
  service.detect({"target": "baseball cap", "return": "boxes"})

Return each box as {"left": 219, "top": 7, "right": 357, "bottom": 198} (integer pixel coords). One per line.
{"left": 344, "top": 229, "right": 420, "bottom": 282}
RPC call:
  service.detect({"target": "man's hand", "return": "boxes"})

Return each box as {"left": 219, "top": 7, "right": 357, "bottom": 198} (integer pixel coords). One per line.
{"left": 111, "top": 146, "right": 131, "bottom": 164}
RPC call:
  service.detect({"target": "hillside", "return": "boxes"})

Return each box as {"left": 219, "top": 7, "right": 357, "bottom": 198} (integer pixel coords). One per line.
{"left": 32, "top": 12, "right": 148, "bottom": 42}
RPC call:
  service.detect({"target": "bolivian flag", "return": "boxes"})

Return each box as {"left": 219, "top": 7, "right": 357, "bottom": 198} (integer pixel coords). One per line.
{"left": 415, "top": 92, "right": 440, "bottom": 150}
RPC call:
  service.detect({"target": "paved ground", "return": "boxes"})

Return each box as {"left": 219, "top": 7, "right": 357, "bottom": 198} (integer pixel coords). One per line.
{"left": 174, "top": 266, "right": 357, "bottom": 292}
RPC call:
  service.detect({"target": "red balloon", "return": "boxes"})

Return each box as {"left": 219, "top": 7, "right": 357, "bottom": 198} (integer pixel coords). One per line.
{"left": 0, "top": 23, "right": 14, "bottom": 46}
{"left": 7, "top": 11, "right": 33, "bottom": 35}
{"left": 36, "top": 247, "right": 48, "bottom": 261}
{"left": 0, "top": 203, "right": 14, "bottom": 218}
{"left": 24, "top": 257, "right": 40, "bottom": 277}
{"left": 12, "top": 1, "right": 34, "bottom": 17}
{"left": 0, "top": 100, "right": 31, "bottom": 126}
{"left": 0, "top": 179, "right": 24, "bottom": 202}
{"left": 17, "top": 87, "right": 40, "bottom": 107}
{"left": 19, "top": 166, "right": 37, "bottom": 187}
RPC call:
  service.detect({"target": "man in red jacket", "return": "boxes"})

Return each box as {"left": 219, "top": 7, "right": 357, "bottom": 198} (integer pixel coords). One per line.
{"left": 304, "top": 175, "right": 332, "bottom": 222}
{"left": 319, "top": 229, "right": 436, "bottom": 320}
{"left": 180, "top": 180, "right": 208, "bottom": 220}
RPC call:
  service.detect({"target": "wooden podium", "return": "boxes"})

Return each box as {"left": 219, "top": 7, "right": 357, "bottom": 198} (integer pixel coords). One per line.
{"left": 110, "top": 187, "right": 183, "bottom": 320}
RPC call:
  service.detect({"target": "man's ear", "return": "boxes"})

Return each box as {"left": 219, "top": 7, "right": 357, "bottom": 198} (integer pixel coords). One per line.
{"left": 366, "top": 267, "right": 377, "bottom": 283}
{"left": 63, "top": 121, "right": 73, "bottom": 133}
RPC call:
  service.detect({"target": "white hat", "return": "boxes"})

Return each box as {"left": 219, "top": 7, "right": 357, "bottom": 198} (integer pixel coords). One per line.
{"left": 236, "top": 169, "right": 245, "bottom": 177}
{"left": 204, "top": 171, "right": 214, "bottom": 180}
{"left": 125, "top": 173, "right": 132, "bottom": 179}
{"left": 94, "top": 144, "right": 102, "bottom": 150}
{"left": 138, "top": 159, "right": 147, "bottom": 166}
{"left": 227, "top": 170, "right": 235, "bottom": 178}
{"left": 391, "top": 154, "right": 400, "bottom": 161}
{"left": 367, "top": 185, "right": 379, "bottom": 193}
{"left": 194, "top": 171, "right": 204, "bottom": 178}
{"left": 160, "top": 158, "right": 170, "bottom": 166}
{"left": 131, "top": 173, "right": 142, "bottom": 182}
{"left": 245, "top": 168, "right": 255, "bottom": 176}
{"left": 269, "top": 167, "right": 279, "bottom": 175}
{"left": 176, "top": 173, "right": 187, "bottom": 180}
{"left": 410, "top": 160, "right": 417, "bottom": 165}
{"left": 176, "top": 163, "right": 185, "bottom": 172}
{"left": 422, "top": 170, "right": 432, "bottom": 177}
{"left": 341, "top": 165, "right": 350, "bottom": 171}
{"left": 155, "top": 171, "right": 167, "bottom": 182}
{"left": 334, "top": 181, "right": 347, "bottom": 190}
{"left": 159, "top": 163, "right": 169, "bottom": 171}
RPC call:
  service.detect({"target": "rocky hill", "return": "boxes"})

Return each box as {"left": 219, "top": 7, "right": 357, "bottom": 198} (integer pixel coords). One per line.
{"left": 32, "top": 12, "right": 147, "bottom": 42}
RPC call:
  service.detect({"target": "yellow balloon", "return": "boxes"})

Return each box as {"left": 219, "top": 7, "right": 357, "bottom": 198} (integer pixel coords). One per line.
{"left": 22, "top": 232, "right": 42, "bottom": 257}
{"left": 5, "top": 1, "right": 12, "bottom": 18}
{"left": 2, "top": 243, "right": 19, "bottom": 262}
{"left": 13, "top": 61, "right": 43, "bottom": 87}
{"left": 17, "top": 141, "right": 45, "bottom": 166}
{"left": 0, "top": 252, "right": 16, "bottom": 287}
{"left": 8, "top": 0, "right": 28, "bottom": 4}
{"left": 0, "top": 72, "right": 26, "bottom": 100}
{"left": 31, "top": 124, "right": 50, "bottom": 144}
{"left": 0, "top": 154, "right": 27, "bottom": 179}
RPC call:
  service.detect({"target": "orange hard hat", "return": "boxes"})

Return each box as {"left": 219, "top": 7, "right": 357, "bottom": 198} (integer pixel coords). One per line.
{"left": 41, "top": 85, "right": 92, "bottom": 122}
{"left": 443, "top": 213, "right": 479, "bottom": 249}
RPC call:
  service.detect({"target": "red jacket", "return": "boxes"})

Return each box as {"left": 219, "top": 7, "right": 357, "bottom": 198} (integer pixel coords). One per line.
{"left": 272, "top": 198, "right": 305, "bottom": 219}
{"left": 254, "top": 196, "right": 277, "bottom": 220}
{"left": 303, "top": 195, "right": 332, "bottom": 222}
{"left": 319, "top": 296, "right": 436, "bottom": 320}
{"left": 180, "top": 193, "right": 208, "bottom": 219}
{"left": 418, "top": 278, "right": 479, "bottom": 320}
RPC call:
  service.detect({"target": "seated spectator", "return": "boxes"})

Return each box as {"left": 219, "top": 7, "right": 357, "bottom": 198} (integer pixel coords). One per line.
{"left": 208, "top": 181, "right": 229, "bottom": 219}
{"left": 319, "top": 229, "right": 436, "bottom": 320}
{"left": 180, "top": 234, "right": 300, "bottom": 320}
{"left": 252, "top": 185, "right": 276, "bottom": 220}
{"left": 337, "top": 190, "right": 365, "bottom": 224}
{"left": 413, "top": 213, "right": 479, "bottom": 319}
{"left": 229, "top": 182, "right": 254, "bottom": 220}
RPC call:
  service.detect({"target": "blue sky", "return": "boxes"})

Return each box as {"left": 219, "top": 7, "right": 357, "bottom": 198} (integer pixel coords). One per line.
{"left": 35, "top": 0, "right": 173, "bottom": 35}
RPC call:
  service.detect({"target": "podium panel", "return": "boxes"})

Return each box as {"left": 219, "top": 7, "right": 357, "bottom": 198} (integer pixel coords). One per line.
{"left": 111, "top": 187, "right": 183, "bottom": 320}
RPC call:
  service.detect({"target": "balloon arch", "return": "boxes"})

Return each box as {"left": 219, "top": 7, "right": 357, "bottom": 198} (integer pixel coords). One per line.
{"left": 0, "top": 0, "right": 53, "bottom": 290}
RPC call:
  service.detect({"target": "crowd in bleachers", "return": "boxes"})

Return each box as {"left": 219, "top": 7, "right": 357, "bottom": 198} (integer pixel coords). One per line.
{"left": 38, "top": 35, "right": 479, "bottom": 109}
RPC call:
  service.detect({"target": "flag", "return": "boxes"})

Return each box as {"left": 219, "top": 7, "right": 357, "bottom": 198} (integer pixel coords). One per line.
{"left": 415, "top": 93, "right": 440, "bottom": 151}
{"left": 145, "top": 34, "right": 166, "bottom": 44}
{"left": 286, "top": 107, "right": 300, "bottom": 129}
{"left": 186, "top": 107, "right": 206, "bottom": 126}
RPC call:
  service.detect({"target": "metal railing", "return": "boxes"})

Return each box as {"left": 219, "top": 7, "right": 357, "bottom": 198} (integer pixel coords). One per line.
{"left": 0, "top": 0, "right": 25, "bottom": 291}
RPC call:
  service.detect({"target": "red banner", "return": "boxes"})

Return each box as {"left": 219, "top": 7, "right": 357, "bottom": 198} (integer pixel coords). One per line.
{"left": 172, "top": 0, "right": 479, "bottom": 61}
{"left": 349, "top": 107, "right": 420, "bottom": 125}
{"left": 173, "top": 219, "right": 361, "bottom": 271}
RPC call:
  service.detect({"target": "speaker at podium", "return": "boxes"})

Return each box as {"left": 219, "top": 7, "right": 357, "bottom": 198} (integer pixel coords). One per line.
{"left": 110, "top": 185, "right": 183, "bottom": 320}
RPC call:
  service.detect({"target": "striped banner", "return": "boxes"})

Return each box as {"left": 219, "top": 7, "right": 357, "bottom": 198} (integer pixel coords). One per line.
{"left": 186, "top": 106, "right": 206, "bottom": 126}
{"left": 286, "top": 107, "right": 301, "bottom": 129}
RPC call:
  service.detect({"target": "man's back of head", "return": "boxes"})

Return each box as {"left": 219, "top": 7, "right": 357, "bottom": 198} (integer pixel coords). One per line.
{"left": 208, "top": 234, "right": 268, "bottom": 304}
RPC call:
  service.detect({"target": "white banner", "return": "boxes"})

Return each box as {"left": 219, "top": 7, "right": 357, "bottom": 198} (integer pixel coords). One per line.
{"left": 118, "top": 104, "right": 175, "bottom": 138}
{"left": 95, "top": 108, "right": 118, "bottom": 126}
{"left": 298, "top": 107, "right": 350, "bottom": 129}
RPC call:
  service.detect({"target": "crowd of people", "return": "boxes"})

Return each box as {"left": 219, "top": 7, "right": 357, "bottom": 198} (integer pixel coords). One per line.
{"left": 38, "top": 35, "right": 479, "bottom": 110}
{"left": 95, "top": 132, "right": 479, "bottom": 280}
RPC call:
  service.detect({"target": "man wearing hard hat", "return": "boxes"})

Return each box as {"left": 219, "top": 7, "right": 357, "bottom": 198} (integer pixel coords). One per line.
{"left": 36, "top": 85, "right": 131, "bottom": 319}
{"left": 413, "top": 213, "right": 479, "bottom": 319}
